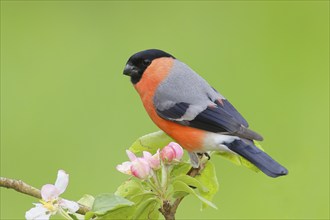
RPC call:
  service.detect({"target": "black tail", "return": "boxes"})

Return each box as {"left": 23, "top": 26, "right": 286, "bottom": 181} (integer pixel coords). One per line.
{"left": 226, "top": 139, "right": 288, "bottom": 178}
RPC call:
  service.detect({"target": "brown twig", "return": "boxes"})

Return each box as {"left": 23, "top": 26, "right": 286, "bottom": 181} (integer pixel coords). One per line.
{"left": 159, "top": 164, "right": 204, "bottom": 220}
{"left": 0, "top": 177, "right": 90, "bottom": 215}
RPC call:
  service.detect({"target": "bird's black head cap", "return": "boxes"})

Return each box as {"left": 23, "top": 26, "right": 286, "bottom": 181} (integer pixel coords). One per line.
{"left": 123, "top": 49, "right": 175, "bottom": 84}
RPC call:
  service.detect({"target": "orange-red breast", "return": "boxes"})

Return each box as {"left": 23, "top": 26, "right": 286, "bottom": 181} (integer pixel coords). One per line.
{"left": 123, "top": 49, "right": 288, "bottom": 178}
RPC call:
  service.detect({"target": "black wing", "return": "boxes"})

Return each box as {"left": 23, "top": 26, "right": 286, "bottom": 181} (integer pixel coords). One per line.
{"left": 156, "top": 100, "right": 263, "bottom": 141}
{"left": 217, "top": 99, "right": 248, "bottom": 127}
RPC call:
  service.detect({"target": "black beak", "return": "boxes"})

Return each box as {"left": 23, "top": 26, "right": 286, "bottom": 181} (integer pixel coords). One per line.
{"left": 123, "top": 64, "right": 137, "bottom": 76}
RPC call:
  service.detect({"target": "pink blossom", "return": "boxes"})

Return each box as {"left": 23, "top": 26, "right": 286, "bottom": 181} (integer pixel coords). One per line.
{"left": 116, "top": 161, "right": 132, "bottom": 175}
{"left": 143, "top": 150, "right": 160, "bottom": 170}
{"left": 130, "top": 158, "right": 151, "bottom": 179}
{"left": 160, "top": 142, "right": 184, "bottom": 163}
{"left": 126, "top": 150, "right": 137, "bottom": 161}
{"left": 116, "top": 150, "right": 152, "bottom": 179}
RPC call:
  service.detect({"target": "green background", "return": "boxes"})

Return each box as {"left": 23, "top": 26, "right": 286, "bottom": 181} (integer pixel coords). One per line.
{"left": 1, "top": 1, "right": 329, "bottom": 219}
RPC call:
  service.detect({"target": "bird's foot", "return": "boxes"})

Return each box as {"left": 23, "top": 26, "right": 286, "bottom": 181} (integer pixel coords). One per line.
{"left": 189, "top": 152, "right": 211, "bottom": 168}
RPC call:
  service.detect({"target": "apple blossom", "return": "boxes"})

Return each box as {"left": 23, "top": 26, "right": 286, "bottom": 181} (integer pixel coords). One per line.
{"left": 160, "top": 142, "right": 184, "bottom": 163}
{"left": 116, "top": 150, "right": 153, "bottom": 179}
{"left": 130, "top": 158, "right": 151, "bottom": 179}
{"left": 143, "top": 150, "right": 161, "bottom": 170}
{"left": 25, "top": 170, "right": 79, "bottom": 220}
{"left": 126, "top": 150, "right": 137, "bottom": 161}
{"left": 116, "top": 161, "right": 132, "bottom": 175}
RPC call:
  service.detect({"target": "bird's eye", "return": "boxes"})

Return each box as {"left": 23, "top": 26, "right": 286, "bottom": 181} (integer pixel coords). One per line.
{"left": 143, "top": 59, "right": 151, "bottom": 66}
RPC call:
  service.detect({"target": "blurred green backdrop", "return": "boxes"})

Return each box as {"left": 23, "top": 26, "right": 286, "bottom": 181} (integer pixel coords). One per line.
{"left": 1, "top": 1, "right": 329, "bottom": 219}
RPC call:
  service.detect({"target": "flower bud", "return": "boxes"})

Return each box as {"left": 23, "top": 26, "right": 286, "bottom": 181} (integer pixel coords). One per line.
{"left": 143, "top": 150, "right": 161, "bottom": 170}
{"left": 126, "top": 150, "right": 137, "bottom": 161}
{"left": 130, "top": 158, "right": 151, "bottom": 179}
{"left": 160, "top": 142, "right": 184, "bottom": 163}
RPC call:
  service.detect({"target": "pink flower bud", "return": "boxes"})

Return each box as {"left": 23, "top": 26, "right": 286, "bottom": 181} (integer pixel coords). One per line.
{"left": 143, "top": 150, "right": 161, "bottom": 170}
{"left": 160, "top": 142, "right": 184, "bottom": 163}
{"left": 126, "top": 150, "right": 137, "bottom": 161}
{"left": 169, "top": 142, "right": 184, "bottom": 159}
{"left": 130, "top": 158, "right": 151, "bottom": 179}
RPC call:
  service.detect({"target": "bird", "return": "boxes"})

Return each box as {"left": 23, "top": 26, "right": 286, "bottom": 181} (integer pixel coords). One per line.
{"left": 123, "top": 49, "right": 288, "bottom": 178}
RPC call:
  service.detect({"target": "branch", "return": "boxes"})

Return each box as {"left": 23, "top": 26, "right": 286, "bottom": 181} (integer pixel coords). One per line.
{"left": 0, "top": 177, "right": 41, "bottom": 198}
{"left": 0, "top": 177, "right": 90, "bottom": 215}
{"left": 159, "top": 163, "right": 205, "bottom": 220}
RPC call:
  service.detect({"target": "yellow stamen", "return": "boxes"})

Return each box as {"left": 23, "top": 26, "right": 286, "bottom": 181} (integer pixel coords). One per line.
{"left": 40, "top": 200, "right": 57, "bottom": 212}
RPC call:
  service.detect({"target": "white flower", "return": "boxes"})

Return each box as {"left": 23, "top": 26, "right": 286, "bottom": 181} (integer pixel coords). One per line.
{"left": 25, "top": 170, "right": 79, "bottom": 220}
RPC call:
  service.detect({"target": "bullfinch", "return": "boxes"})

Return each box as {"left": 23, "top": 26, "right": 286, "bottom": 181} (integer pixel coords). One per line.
{"left": 123, "top": 49, "right": 288, "bottom": 178}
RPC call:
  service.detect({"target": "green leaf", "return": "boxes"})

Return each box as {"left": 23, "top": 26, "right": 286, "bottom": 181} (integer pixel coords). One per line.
{"left": 115, "top": 178, "right": 155, "bottom": 205}
{"left": 132, "top": 197, "right": 160, "bottom": 220}
{"left": 213, "top": 140, "right": 265, "bottom": 172}
{"left": 172, "top": 191, "right": 189, "bottom": 199}
{"left": 173, "top": 180, "right": 218, "bottom": 209}
{"left": 115, "top": 179, "right": 144, "bottom": 199}
{"left": 130, "top": 192, "right": 155, "bottom": 201}
{"left": 172, "top": 175, "right": 208, "bottom": 193}
{"left": 129, "top": 130, "right": 173, "bottom": 154}
{"left": 92, "top": 193, "right": 134, "bottom": 215}
{"left": 195, "top": 161, "right": 219, "bottom": 210}
{"left": 170, "top": 161, "right": 191, "bottom": 177}
{"left": 114, "top": 179, "right": 159, "bottom": 219}
{"left": 78, "top": 194, "right": 95, "bottom": 209}
{"left": 96, "top": 206, "right": 135, "bottom": 220}
{"left": 84, "top": 211, "right": 95, "bottom": 220}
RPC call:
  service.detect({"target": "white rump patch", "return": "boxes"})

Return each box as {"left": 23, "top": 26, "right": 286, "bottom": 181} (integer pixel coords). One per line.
{"left": 202, "top": 132, "right": 239, "bottom": 153}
